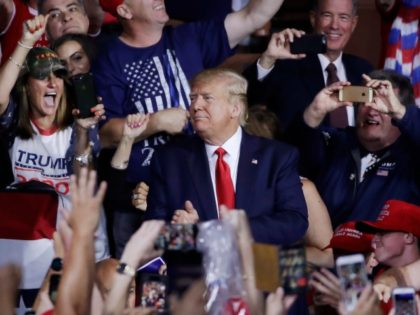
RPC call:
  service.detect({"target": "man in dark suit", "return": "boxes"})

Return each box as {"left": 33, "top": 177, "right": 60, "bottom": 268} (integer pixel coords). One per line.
{"left": 243, "top": 0, "right": 373, "bottom": 141}
{"left": 145, "top": 69, "right": 308, "bottom": 245}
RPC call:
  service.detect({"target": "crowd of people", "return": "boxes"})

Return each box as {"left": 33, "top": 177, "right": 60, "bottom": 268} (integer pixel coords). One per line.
{"left": 0, "top": 0, "right": 419, "bottom": 314}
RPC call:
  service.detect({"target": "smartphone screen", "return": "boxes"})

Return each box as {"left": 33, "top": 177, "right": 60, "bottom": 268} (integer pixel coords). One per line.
{"left": 290, "top": 34, "right": 327, "bottom": 54}
{"left": 336, "top": 254, "right": 369, "bottom": 313}
{"left": 393, "top": 288, "right": 418, "bottom": 315}
{"left": 278, "top": 243, "right": 307, "bottom": 294}
{"left": 154, "top": 224, "right": 197, "bottom": 251}
{"left": 136, "top": 273, "right": 168, "bottom": 312}
{"left": 71, "top": 72, "right": 97, "bottom": 118}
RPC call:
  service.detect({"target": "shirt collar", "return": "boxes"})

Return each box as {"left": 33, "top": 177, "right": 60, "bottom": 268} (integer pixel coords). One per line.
{"left": 205, "top": 127, "right": 242, "bottom": 159}
{"left": 318, "top": 52, "right": 344, "bottom": 73}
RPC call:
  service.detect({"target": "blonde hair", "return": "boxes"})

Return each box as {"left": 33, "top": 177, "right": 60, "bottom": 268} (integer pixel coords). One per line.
{"left": 191, "top": 68, "right": 248, "bottom": 126}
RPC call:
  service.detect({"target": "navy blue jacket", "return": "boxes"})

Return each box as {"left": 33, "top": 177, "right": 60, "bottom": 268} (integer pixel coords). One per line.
{"left": 145, "top": 131, "right": 308, "bottom": 245}
{"left": 243, "top": 53, "right": 373, "bottom": 142}
{"left": 301, "top": 105, "right": 420, "bottom": 229}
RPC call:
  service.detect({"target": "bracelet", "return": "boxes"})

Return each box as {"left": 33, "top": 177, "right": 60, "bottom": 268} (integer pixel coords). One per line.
{"left": 116, "top": 262, "right": 136, "bottom": 277}
{"left": 8, "top": 56, "right": 23, "bottom": 69}
{"left": 17, "top": 41, "right": 33, "bottom": 50}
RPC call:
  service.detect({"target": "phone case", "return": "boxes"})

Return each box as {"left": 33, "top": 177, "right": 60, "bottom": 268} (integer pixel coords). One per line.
{"left": 290, "top": 34, "right": 327, "bottom": 54}
{"left": 392, "top": 287, "right": 418, "bottom": 315}
{"left": 339, "top": 86, "right": 373, "bottom": 103}
{"left": 71, "top": 73, "right": 97, "bottom": 118}
{"left": 252, "top": 243, "right": 281, "bottom": 292}
{"left": 336, "top": 254, "right": 369, "bottom": 313}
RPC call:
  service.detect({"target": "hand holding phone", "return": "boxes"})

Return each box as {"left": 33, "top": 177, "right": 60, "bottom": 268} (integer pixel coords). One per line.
{"left": 71, "top": 72, "right": 98, "bottom": 118}
{"left": 336, "top": 254, "right": 370, "bottom": 313}
{"left": 392, "top": 287, "right": 418, "bottom": 315}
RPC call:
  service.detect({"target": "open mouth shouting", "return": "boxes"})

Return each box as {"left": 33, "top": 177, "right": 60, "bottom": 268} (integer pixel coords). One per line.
{"left": 44, "top": 91, "right": 57, "bottom": 109}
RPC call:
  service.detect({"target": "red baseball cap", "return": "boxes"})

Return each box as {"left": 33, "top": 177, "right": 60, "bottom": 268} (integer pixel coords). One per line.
{"left": 324, "top": 221, "right": 373, "bottom": 253}
{"left": 99, "top": 0, "right": 123, "bottom": 17}
{"left": 356, "top": 200, "right": 420, "bottom": 238}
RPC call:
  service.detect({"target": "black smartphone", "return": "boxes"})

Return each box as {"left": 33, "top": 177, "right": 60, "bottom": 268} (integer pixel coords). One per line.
{"left": 290, "top": 34, "right": 327, "bottom": 54}
{"left": 49, "top": 274, "right": 61, "bottom": 305}
{"left": 164, "top": 250, "right": 203, "bottom": 297}
{"left": 71, "top": 72, "right": 97, "bottom": 118}
{"left": 136, "top": 273, "right": 168, "bottom": 313}
{"left": 278, "top": 242, "right": 308, "bottom": 294}
{"left": 154, "top": 224, "right": 197, "bottom": 251}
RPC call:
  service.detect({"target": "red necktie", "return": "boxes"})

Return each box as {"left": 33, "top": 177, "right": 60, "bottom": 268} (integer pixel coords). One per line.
{"left": 326, "top": 63, "right": 348, "bottom": 128}
{"left": 215, "top": 147, "right": 235, "bottom": 209}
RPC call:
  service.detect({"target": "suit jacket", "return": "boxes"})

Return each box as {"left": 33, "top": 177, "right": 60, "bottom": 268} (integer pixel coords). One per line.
{"left": 243, "top": 53, "right": 374, "bottom": 141}
{"left": 145, "top": 131, "right": 308, "bottom": 245}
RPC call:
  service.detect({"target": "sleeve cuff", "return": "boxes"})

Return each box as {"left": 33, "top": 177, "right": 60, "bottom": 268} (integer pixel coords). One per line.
{"left": 256, "top": 58, "right": 274, "bottom": 81}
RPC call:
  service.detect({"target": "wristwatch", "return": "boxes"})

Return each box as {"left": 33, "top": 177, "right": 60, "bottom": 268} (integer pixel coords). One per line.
{"left": 50, "top": 257, "right": 63, "bottom": 272}
{"left": 116, "top": 262, "right": 136, "bottom": 277}
{"left": 74, "top": 153, "right": 92, "bottom": 167}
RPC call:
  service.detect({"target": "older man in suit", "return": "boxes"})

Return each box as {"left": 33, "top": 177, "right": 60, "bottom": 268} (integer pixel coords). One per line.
{"left": 145, "top": 69, "right": 308, "bottom": 245}
{"left": 244, "top": 0, "right": 373, "bottom": 144}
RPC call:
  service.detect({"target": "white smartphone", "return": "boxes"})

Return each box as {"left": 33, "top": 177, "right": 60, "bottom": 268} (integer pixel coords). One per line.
{"left": 392, "top": 287, "right": 418, "bottom": 315}
{"left": 336, "top": 254, "right": 370, "bottom": 313}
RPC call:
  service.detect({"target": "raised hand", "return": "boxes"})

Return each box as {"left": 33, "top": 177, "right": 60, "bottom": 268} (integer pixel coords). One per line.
{"left": 68, "top": 168, "right": 107, "bottom": 235}
{"left": 265, "top": 287, "right": 297, "bottom": 315}
{"left": 171, "top": 200, "right": 199, "bottom": 224}
{"left": 75, "top": 97, "right": 106, "bottom": 129}
{"left": 21, "top": 14, "right": 49, "bottom": 47}
{"left": 259, "top": 28, "right": 306, "bottom": 69}
{"left": 304, "top": 81, "right": 352, "bottom": 127}
{"left": 120, "top": 220, "right": 165, "bottom": 268}
{"left": 132, "top": 181, "right": 149, "bottom": 211}
{"left": 310, "top": 268, "right": 342, "bottom": 309}
{"left": 363, "top": 74, "right": 406, "bottom": 120}
{"left": 123, "top": 113, "right": 150, "bottom": 140}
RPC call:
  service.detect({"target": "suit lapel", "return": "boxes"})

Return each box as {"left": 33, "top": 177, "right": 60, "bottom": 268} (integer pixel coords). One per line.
{"left": 235, "top": 132, "right": 259, "bottom": 212}
{"left": 342, "top": 54, "right": 359, "bottom": 84}
{"left": 300, "top": 54, "right": 325, "bottom": 97}
{"left": 188, "top": 137, "right": 218, "bottom": 220}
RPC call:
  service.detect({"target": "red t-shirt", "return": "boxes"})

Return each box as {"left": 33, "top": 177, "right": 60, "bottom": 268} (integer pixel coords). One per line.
{"left": 0, "top": 0, "right": 49, "bottom": 65}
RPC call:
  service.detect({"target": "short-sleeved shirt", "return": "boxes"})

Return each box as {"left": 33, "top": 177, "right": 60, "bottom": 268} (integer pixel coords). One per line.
{"left": 93, "top": 15, "right": 233, "bottom": 183}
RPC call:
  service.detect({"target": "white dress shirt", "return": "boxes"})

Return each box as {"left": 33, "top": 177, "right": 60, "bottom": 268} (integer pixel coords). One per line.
{"left": 205, "top": 127, "right": 242, "bottom": 215}
{"left": 318, "top": 53, "right": 355, "bottom": 126}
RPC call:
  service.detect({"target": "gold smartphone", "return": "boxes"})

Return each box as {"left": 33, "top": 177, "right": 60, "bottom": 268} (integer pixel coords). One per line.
{"left": 339, "top": 86, "right": 373, "bottom": 103}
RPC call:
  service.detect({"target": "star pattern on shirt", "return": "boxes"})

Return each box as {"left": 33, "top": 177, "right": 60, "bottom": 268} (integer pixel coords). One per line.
{"left": 123, "top": 58, "right": 164, "bottom": 103}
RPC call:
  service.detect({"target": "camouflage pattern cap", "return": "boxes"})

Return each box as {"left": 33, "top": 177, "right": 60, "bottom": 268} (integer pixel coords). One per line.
{"left": 23, "top": 46, "right": 67, "bottom": 80}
